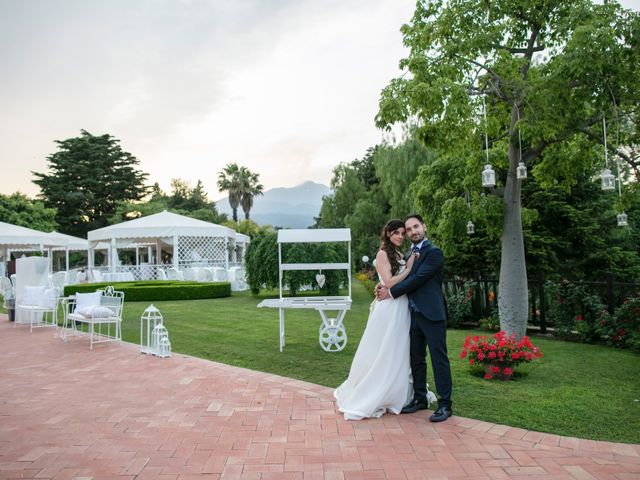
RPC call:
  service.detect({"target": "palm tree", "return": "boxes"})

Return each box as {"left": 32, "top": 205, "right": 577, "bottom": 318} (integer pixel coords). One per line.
{"left": 217, "top": 163, "right": 243, "bottom": 222}
{"left": 239, "top": 168, "right": 264, "bottom": 220}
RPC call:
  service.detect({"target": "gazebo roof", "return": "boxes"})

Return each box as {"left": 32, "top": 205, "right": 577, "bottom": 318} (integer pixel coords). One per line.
{"left": 0, "top": 221, "right": 68, "bottom": 249}
{"left": 47, "top": 231, "right": 88, "bottom": 251}
{"left": 87, "top": 210, "right": 237, "bottom": 244}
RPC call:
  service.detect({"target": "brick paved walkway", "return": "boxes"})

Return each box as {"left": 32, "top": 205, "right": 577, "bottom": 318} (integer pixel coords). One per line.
{"left": 0, "top": 317, "right": 638, "bottom": 480}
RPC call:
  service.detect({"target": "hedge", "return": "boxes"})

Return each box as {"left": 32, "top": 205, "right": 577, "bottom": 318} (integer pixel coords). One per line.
{"left": 63, "top": 280, "right": 231, "bottom": 302}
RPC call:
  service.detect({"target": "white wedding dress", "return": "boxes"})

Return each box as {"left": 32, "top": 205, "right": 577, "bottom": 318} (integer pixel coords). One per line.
{"left": 334, "top": 271, "right": 413, "bottom": 420}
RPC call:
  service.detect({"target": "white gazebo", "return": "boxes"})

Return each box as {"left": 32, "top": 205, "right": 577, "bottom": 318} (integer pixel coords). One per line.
{"left": 0, "top": 221, "right": 68, "bottom": 278}
{"left": 87, "top": 211, "right": 249, "bottom": 280}
{"left": 45, "top": 231, "right": 89, "bottom": 272}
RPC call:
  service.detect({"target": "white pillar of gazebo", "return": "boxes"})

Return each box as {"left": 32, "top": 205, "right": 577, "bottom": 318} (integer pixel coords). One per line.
{"left": 135, "top": 246, "right": 140, "bottom": 266}
{"left": 65, "top": 248, "right": 70, "bottom": 271}
{"left": 110, "top": 238, "right": 117, "bottom": 273}
{"left": 147, "top": 246, "right": 152, "bottom": 264}
{"left": 173, "top": 235, "right": 179, "bottom": 269}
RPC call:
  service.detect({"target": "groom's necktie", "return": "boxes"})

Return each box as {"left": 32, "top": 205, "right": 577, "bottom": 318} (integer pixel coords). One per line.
{"left": 408, "top": 245, "right": 420, "bottom": 311}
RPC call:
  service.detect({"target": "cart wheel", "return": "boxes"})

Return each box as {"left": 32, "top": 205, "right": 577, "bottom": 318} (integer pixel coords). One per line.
{"left": 319, "top": 324, "right": 347, "bottom": 352}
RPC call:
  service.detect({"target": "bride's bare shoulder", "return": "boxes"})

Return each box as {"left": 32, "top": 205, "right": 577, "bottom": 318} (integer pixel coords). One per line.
{"left": 375, "top": 250, "right": 389, "bottom": 262}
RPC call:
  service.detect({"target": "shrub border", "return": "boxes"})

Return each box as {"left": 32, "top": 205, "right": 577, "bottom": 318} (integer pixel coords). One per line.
{"left": 63, "top": 280, "right": 231, "bottom": 302}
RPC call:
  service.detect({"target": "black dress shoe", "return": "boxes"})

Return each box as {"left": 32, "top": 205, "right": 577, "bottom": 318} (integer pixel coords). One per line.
{"left": 429, "top": 405, "right": 452, "bottom": 422}
{"left": 401, "top": 398, "right": 430, "bottom": 414}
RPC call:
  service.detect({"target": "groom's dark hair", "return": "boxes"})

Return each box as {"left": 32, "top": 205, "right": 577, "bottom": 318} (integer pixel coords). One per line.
{"left": 404, "top": 213, "right": 425, "bottom": 224}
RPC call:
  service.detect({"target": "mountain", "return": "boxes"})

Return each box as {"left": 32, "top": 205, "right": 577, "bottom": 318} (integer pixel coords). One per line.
{"left": 215, "top": 181, "right": 332, "bottom": 228}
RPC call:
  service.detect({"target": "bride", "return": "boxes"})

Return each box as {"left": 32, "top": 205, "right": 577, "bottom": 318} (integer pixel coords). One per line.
{"left": 334, "top": 219, "right": 418, "bottom": 420}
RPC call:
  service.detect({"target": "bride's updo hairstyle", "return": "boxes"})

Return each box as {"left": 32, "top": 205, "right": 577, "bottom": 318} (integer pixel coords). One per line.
{"left": 380, "top": 219, "right": 405, "bottom": 276}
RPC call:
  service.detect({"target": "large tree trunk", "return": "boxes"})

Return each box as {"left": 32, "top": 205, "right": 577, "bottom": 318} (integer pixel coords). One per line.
{"left": 498, "top": 106, "right": 529, "bottom": 339}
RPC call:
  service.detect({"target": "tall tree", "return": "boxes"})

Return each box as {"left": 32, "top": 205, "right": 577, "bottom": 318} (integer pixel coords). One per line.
{"left": 377, "top": 0, "right": 639, "bottom": 338}
{"left": 239, "top": 168, "right": 264, "bottom": 220}
{"left": 217, "top": 163, "right": 243, "bottom": 222}
{"left": 33, "top": 130, "right": 148, "bottom": 237}
{"left": 315, "top": 149, "right": 390, "bottom": 264}
{"left": 110, "top": 179, "right": 227, "bottom": 225}
{"left": 0, "top": 193, "right": 57, "bottom": 232}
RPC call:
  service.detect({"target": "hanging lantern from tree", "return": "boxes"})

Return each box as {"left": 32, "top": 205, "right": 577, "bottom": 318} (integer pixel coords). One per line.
{"left": 482, "top": 164, "right": 496, "bottom": 187}
{"left": 466, "top": 221, "right": 475, "bottom": 235}
{"left": 601, "top": 168, "right": 616, "bottom": 190}
{"left": 617, "top": 212, "right": 628, "bottom": 227}
{"left": 516, "top": 162, "right": 527, "bottom": 179}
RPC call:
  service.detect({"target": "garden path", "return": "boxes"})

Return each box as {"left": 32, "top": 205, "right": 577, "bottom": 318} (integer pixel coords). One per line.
{"left": 0, "top": 316, "right": 638, "bottom": 480}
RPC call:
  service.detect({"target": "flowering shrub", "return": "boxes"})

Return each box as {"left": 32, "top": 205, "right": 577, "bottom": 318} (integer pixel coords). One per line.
{"left": 460, "top": 331, "right": 543, "bottom": 380}
{"left": 445, "top": 280, "right": 475, "bottom": 328}
{"left": 479, "top": 307, "right": 500, "bottom": 331}
{"left": 595, "top": 294, "right": 640, "bottom": 351}
{"left": 545, "top": 280, "right": 604, "bottom": 341}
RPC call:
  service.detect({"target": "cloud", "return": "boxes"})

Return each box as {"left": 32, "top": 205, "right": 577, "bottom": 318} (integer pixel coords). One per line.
{"left": 0, "top": 0, "right": 413, "bottom": 197}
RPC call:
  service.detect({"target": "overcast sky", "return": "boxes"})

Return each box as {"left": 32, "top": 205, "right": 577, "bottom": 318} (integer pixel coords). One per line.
{"left": 1, "top": 0, "right": 638, "bottom": 200}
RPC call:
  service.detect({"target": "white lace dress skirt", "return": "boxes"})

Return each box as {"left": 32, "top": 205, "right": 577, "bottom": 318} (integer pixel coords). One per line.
{"left": 334, "top": 294, "right": 413, "bottom": 420}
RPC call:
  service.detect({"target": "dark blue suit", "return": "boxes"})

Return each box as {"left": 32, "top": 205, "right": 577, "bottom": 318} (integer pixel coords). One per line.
{"left": 390, "top": 240, "right": 452, "bottom": 408}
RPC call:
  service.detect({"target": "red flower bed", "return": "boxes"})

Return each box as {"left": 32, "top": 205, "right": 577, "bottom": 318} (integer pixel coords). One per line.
{"left": 460, "top": 331, "right": 543, "bottom": 380}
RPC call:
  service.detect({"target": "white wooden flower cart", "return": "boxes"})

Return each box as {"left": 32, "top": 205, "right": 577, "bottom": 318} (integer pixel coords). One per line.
{"left": 257, "top": 228, "right": 352, "bottom": 352}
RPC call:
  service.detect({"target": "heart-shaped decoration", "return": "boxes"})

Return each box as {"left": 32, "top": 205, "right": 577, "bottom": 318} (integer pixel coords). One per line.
{"left": 315, "top": 274, "right": 326, "bottom": 288}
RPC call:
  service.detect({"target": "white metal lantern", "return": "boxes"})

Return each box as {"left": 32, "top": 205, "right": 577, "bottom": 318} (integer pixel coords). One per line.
{"left": 151, "top": 323, "right": 170, "bottom": 358}
{"left": 482, "top": 164, "right": 496, "bottom": 187}
{"left": 361, "top": 255, "right": 369, "bottom": 264}
{"left": 516, "top": 161, "right": 527, "bottom": 180}
{"left": 601, "top": 168, "right": 615, "bottom": 191}
{"left": 466, "top": 221, "right": 475, "bottom": 235}
{"left": 157, "top": 335, "right": 172, "bottom": 358}
{"left": 617, "top": 212, "right": 628, "bottom": 227}
{"left": 140, "top": 304, "right": 163, "bottom": 355}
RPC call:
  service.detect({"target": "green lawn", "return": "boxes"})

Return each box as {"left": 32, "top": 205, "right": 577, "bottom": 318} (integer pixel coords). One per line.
{"left": 3, "top": 281, "right": 639, "bottom": 444}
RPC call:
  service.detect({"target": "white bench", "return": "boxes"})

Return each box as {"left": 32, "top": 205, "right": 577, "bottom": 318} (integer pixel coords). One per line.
{"left": 63, "top": 286, "right": 124, "bottom": 349}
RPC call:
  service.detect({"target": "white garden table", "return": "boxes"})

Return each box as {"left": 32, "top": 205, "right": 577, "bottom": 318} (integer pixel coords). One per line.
{"left": 257, "top": 229, "right": 352, "bottom": 352}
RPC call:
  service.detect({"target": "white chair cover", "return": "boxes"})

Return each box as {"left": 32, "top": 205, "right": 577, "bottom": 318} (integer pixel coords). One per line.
{"left": 15, "top": 257, "right": 49, "bottom": 324}
{"left": 211, "top": 267, "right": 227, "bottom": 282}
{"left": 196, "top": 268, "right": 214, "bottom": 282}
{"left": 183, "top": 268, "right": 197, "bottom": 281}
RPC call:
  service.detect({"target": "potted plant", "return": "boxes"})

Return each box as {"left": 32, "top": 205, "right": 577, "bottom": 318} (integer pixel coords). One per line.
{"left": 460, "top": 331, "right": 543, "bottom": 380}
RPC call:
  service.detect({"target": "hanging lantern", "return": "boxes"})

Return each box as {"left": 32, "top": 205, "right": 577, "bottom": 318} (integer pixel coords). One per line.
{"left": 516, "top": 162, "right": 527, "bottom": 180}
{"left": 466, "top": 221, "right": 475, "bottom": 235}
{"left": 600, "top": 168, "right": 615, "bottom": 191}
{"left": 617, "top": 212, "right": 628, "bottom": 227}
{"left": 482, "top": 164, "right": 496, "bottom": 187}
{"left": 140, "top": 304, "right": 163, "bottom": 355}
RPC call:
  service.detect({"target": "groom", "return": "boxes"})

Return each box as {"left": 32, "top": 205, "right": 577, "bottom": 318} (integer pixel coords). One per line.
{"left": 376, "top": 214, "right": 453, "bottom": 422}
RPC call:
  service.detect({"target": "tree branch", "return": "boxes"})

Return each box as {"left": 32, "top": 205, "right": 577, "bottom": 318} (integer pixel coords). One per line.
{"left": 491, "top": 43, "right": 545, "bottom": 54}
{"left": 455, "top": 54, "right": 502, "bottom": 82}
{"left": 520, "top": 26, "right": 541, "bottom": 79}
{"left": 522, "top": 115, "right": 602, "bottom": 163}
{"left": 578, "top": 126, "right": 640, "bottom": 171}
